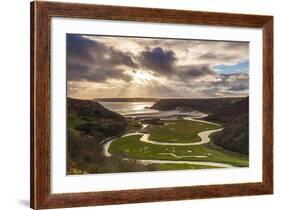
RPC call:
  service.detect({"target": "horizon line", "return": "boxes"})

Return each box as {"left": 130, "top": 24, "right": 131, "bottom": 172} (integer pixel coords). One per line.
{"left": 68, "top": 96, "right": 249, "bottom": 100}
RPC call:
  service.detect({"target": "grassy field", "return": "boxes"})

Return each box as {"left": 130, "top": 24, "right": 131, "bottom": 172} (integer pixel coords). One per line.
{"left": 109, "top": 119, "right": 249, "bottom": 169}
{"left": 156, "top": 163, "right": 218, "bottom": 171}
{"left": 149, "top": 119, "right": 221, "bottom": 143}
{"left": 69, "top": 113, "right": 249, "bottom": 171}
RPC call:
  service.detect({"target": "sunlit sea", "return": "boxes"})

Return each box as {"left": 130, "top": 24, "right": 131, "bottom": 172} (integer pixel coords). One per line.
{"left": 98, "top": 101, "right": 158, "bottom": 116}
{"left": 98, "top": 101, "right": 201, "bottom": 118}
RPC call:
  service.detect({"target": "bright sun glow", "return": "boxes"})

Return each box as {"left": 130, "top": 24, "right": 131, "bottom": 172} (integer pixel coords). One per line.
{"left": 131, "top": 71, "right": 154, "bottom": 84}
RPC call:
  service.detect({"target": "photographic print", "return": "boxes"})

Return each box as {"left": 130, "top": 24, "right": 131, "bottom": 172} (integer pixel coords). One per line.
{"left": 66, "top": 34, "right": 249, "bottom": 175}
{"left": 31, "top": 2, "right": 273, "bottom": 208}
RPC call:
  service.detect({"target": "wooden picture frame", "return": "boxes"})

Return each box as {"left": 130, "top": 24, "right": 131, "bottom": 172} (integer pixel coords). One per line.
{"left": 31, "top": 1, "right": 273, "bottom": 209}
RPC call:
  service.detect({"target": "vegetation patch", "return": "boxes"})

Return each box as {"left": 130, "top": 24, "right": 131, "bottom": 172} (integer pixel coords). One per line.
{"left": 109, "top": 122, "right": 249, "bottom": 168}
{"left": 149, "top": 119, "right": 221, "bottom": 143}
{"left": 155, "top": 163, "right": 218, "bottom": 171}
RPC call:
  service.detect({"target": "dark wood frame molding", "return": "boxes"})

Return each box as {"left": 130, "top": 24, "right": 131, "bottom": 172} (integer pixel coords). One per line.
{"left": 30, "top": 1, "right": 273, "bottom": 209}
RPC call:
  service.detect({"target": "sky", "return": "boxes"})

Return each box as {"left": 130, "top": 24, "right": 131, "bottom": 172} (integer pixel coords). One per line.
{"left": 67, "top": 34, "right": 249, "bottom": 99}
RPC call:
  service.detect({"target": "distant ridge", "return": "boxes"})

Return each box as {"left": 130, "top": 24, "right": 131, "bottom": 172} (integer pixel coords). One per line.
{"left": 150, "top": 97, "right": 244, "bottom": 113}
{"left": 94, "top": 98, "right": 157, "bottom": 102}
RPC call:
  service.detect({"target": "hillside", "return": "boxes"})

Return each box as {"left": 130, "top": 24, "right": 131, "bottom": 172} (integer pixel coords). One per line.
{"left": 68, "top": 98, "right": 127, "bottom": 141}
{"left": 67, "top": 98, "right": 155, "bottom": 174}
{"left": 205, "top": 97, "right": 249, "bottom": 154}
{"left": 150, "top": 97, "right": 249, "bottom": 154}
{"left": 67, "top": 98, "right": 127, "bottom": 173}
{"left": 204, "top": 97, "right": 248, "bottom": 123}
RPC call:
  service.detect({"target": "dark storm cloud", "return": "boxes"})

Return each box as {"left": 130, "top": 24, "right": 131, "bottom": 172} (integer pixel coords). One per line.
{"left": 67, "top": 34, "right": 137, "bottom": 82}
{"left": 138, "top": 47, "right": 217, "bottom": 80}
{"left": 139, "top": 47, "right": 177, "bottom": 74}
{"left": 178, "top": 64, "right": 216, "bottom": 78}
{"left": 67, "top": 34, "right": 99, "bottom": 62}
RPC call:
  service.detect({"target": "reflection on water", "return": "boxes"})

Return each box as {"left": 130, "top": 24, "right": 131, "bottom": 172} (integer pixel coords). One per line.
{"left": 98, "top": 101, "right": 204, "bottom": 119}
{"left": 99, "top": 101, "right": 158, "bottom": 116}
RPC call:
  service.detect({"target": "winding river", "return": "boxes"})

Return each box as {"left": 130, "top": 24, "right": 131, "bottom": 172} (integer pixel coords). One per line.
{"left": 102, "top": 114, "right": 234, "bottom": 168}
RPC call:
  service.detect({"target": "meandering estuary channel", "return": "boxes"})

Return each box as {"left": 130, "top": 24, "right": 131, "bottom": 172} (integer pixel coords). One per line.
{"left": 102, "top": 111, "right": 234, "bottom": 168}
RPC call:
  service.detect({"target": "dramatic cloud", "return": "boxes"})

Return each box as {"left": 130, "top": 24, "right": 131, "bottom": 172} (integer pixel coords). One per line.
{"left": 138, "top": 48, "right": 216, "bottom": 80}
{"left": 67, "top": 34, "right": 137, "bottom": 83}
{"left": 66, "top": 34, "right": 249, "bottom": 99}
{"left": 177, "top": 64, "right": 216, "bottom": 79}
{"left": 212, "top": 73, "right": 249, "bottom": 92}
{"left": 87, "top": 36, "right": 248, "bottom": 66}
{"left": 139, "top": 47, "right": 177, "bottom": 75}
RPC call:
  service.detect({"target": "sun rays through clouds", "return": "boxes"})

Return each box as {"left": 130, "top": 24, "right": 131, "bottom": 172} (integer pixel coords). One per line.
{"left": 67, "top": 34, "right": 249, "bottom": 99}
